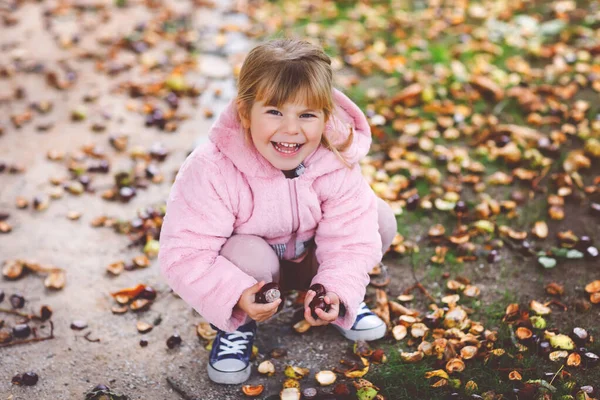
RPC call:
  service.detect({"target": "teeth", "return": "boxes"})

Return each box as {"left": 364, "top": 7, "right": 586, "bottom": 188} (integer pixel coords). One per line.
{"left": 273, "top": 142, "right": 300, "bottom": 154}
{"left": 278, "top": 142, "right": 298, "bottom": 148}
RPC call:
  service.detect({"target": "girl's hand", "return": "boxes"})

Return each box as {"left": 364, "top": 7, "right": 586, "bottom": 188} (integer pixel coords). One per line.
{"left": 236, "top": 281, "right": 282, "bottom": 323}
{"left": 304, "top": 290, "right": 340, "bottom": 326}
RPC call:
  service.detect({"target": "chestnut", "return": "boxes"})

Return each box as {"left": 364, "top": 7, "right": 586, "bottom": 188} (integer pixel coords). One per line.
{"left": 454, "top": 200, "right": 468, "bottom": 215}
{"left": 585, "top": 246, "right": 599, "bottom": 261}
{"left": 583, "top": 352, "right": 599, "bottom": 368}
{"left": 166, "top": 334, "right": 182, "bottom": 349}
{"left": 423, "top": 314, "right": 441, "bottom": 328}
{"left": 520, "top": 240, "right": 534, "bottom": 257}
{"left": 581, "top": 386, "right": 595, "bottom": 396}
{"left": 78, "top": 175, "right": 91, "bottom": 188}
{"left": 149, "top": 143, "right": 169, "bottom": 161}
{"left": 309, "top": 296, "right": 330, "bottom": 320}
{"left": 537, "top": 341, "right": 552, "bottom": 357}
{"left": 10, "top": 294, "right": 25, "bottom": 309}
{"left": 576, "top": 235, "right": 593, "bottom": 250}
{"left": 93, "top": 384, "right": 110, "bottom": 392}
{"left": 119, "top": 186, "right": 136, "bottom": 202}
{"left": 571, "top": 327, "right": 589, "bottom": 346}
{"left": 406, "top": 194, "right": 420, "bottom": 211}
{"left": 308, "top": 284, "right": 330, "bottom": 319}
{"left": 145, "top": 164, "right": 159, "bottom": 179}
{"left": 139, "top": 286, "right": 157, "bottom": 301}
{"left": 13, "top": 324, "right": 31, "bottom": 339}
{"left": 495, "top": 135, "right": 511, "bottom": 148}
{"left": 130, "top": 218, "right": 144, "bottom": 230}
{"left": 487, "top": 249, "right": 501, "bottom": 263}
{"left": 309, "top": 284, "right": 326, "bottom": 298}
{"left": 22, "top": 372, "right": 39, "bottom": 386}
{"left": 255, "top": 282, "right": 281, "bottom": 304}
{"left": 70, "top": 320, "right": 88, "bottom": 330}
{"left": 40, "top": 305, "right": 52, "bottom": 321}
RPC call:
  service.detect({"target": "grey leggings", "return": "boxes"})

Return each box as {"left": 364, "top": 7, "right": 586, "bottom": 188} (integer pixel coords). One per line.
{"left": 220, "top": 197, "right": 397, "bottom": 291}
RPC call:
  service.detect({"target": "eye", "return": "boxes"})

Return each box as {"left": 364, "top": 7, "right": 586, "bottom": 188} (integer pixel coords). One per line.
{"left": 301, "top": 113, "right": 317, "bottom": 118}
{"left": 266, "top": 109, "right": 281, "bottom": 116}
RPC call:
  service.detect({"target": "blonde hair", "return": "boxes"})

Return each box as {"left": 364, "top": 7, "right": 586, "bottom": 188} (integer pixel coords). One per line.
{"left": 236, "top": 38, "right": 353, "bottom": 167}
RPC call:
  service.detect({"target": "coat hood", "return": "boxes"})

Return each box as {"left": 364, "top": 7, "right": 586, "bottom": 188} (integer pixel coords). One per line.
{"left": 208, "top": 88, "right": 372, "bottom": 179}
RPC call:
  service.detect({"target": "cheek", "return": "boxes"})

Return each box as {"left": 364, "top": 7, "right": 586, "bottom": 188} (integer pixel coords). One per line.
{"left": 250, "top": 119, "right": 274, "bottom": 142}
{"left": 307, "top": 123, "right": 325, "bottom": 143}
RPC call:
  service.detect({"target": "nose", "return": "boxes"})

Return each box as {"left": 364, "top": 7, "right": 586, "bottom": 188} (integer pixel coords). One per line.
{"left": 283, "top": 115, "right": 300, "bottom": 135}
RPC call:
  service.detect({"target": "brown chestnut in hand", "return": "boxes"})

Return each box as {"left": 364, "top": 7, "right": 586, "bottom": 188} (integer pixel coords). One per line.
{"left": 308, "top": 284, "right": 330, "bottom": 319}
{"left": 309, "top": 283, "right": 326, "bottom": 298}
{"left": 255, "top": 282, "right": 281, "bottom": 304}
{"left": 309, "top": 296, "right": 330, "bottom": 319}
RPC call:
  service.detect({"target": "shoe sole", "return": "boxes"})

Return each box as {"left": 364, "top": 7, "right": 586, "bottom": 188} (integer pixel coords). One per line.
{"left": 335, "top": 322, "right": 387, "bottom": 342}
{"left": 207, "top": 362, "right": 251, "bottom": 385}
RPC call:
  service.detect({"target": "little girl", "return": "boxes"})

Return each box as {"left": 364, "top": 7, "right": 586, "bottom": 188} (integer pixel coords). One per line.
{"left": 159, "top": 38, "right": 398, "bottom": 385}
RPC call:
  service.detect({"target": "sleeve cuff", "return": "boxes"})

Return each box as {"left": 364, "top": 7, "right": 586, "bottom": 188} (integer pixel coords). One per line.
{"left": 339, "top": 302, "right": 347, "bottom": 317}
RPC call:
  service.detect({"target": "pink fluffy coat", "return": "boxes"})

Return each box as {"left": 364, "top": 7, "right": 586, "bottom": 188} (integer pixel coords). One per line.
{"left": 159, "top": 89, "right": 383, "bottom": 332}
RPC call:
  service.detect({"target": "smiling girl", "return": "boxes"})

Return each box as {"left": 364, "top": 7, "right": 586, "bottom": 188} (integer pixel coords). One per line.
{"left": 159, "top": 38, "right": 398, "bottom": 385}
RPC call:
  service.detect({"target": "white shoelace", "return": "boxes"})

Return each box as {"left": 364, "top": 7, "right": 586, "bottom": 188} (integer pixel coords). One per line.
{"left": 357, "top": 302, "right": 371, "bottom": 316}
{"left": 217, "top": 331, "right": 254, "bottom": 357}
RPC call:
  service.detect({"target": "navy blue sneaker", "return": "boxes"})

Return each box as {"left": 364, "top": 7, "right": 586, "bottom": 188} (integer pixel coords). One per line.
{"left": 207, "top": 321, "right": 256, "bottom": 384}
{"left": 334, "top": 302, "right": 386, "bottom": 341}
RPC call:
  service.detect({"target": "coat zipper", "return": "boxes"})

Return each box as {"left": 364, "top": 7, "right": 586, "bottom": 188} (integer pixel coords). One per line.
{"left": 289, "top": 179, "right": 299, "bottom": 257}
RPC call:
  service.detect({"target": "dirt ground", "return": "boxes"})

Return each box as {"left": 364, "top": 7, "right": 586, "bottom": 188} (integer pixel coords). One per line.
{"left": 1, "top": 1, "right": 600, "bottom": 400}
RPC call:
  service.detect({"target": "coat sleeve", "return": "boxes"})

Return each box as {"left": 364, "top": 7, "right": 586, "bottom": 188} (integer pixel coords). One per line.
{"left": 158, "top": 154, "right": 257, "bottom": 333}
{"left": 311, "top": 165, "right": 383, "bottom": 329}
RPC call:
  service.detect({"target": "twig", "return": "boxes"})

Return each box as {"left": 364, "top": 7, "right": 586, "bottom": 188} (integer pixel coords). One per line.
{"left": 0, "top": 321, "right": 54, "bottom": 348}
{"left": 0, "top": 307, "right": 42, "bottom": 321}
{"left": 532, "top": 165, "right": 551, "bottom": 191}
{"left": 549, "top": 364, "right": 564, "bottom": 386}
{"left": 405, "top": 254, "right": 437, "bottom": 304}
{"left": 166, "top": 376, "right": 201, "bottom": 400}
{"left": 404, "top": 282, "right": 437, "bottom": 304}
{"left": 545, "top": 299, "right": 568, "bottom": 311}
{"left": 84, "top": 331, "right": 101, "bottom": 343}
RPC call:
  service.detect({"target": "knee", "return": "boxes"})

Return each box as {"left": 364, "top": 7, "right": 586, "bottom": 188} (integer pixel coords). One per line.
{"left": 221, "top": 235, "right": 280, "bottom": 281}
{"left": 376, "top": 197, "right": 397, "bottom": 253}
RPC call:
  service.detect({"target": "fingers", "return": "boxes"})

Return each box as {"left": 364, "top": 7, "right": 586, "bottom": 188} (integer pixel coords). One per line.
{"left": 314, "top": 307, "right": 337, "bottom": 322}
{"left": 304, "top": 306, "right": 323, "bottom": 326}
{"left": 247, "top": 280, "right": 265, "bottom": 295}
{"left": 254, "top": 298, "right": 281, "bottom": 313}
{"left": 304, "top": 305, "right": 337, "bottom": 326}
{"left": 304, "top": 290, "right": 316, "bottom": 307}
{"left": 248, "top": 298, "right": 281, "bottom": 322}
{"left": 304, "top": 290, "right": 341, "bottom": 326}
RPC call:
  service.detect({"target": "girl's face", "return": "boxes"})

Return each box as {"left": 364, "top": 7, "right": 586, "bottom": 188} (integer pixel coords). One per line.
{"left": 247, "top": 99, "right": 325, "bottom": 172}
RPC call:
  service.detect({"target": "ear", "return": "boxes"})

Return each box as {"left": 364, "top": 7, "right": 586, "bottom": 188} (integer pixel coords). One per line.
{"left": 236, "top": 99, "right": 251, "bottom": 130}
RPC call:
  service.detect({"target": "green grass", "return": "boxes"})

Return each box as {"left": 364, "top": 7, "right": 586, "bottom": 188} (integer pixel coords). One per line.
{"left": 370, "top": 354, "right": 445, "bottom": 399}
{"left": 366, "top": 282, "right": 600, "bottom": 400}
{"left": 369, "top": 286, "right": 600, "bottom": 399}
{"left": 428, "top": 43, "right": 452, "bottom": 66}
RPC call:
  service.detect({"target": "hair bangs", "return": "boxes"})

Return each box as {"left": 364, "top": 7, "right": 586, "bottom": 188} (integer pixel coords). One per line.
{"left": 255, "top": 62, "right": 331, "bottom": 113}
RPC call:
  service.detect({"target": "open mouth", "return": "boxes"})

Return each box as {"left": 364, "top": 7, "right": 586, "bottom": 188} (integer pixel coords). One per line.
{"left": 271, "top": 141, "right": 304, "bottom": 155}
